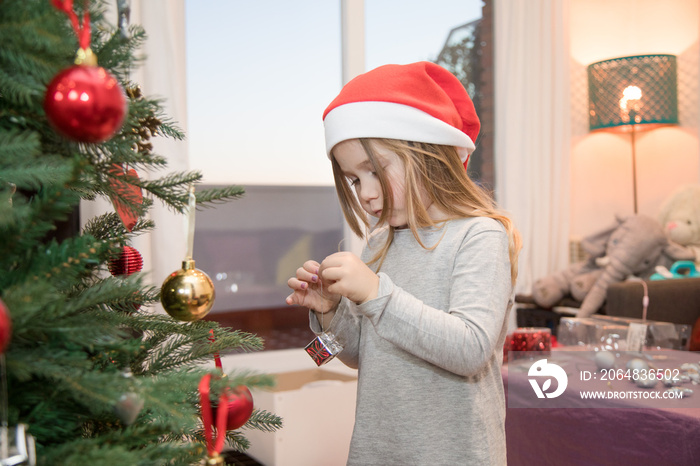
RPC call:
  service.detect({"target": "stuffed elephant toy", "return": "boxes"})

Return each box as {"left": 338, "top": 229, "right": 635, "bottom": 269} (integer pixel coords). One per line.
{"left": 532, "top": 214, "right": 695, "bottom": 318}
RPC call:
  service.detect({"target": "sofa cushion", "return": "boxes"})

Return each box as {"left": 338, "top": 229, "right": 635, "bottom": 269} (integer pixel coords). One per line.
{"left": 606, "top": 278, "right": 700, "bottom": 326}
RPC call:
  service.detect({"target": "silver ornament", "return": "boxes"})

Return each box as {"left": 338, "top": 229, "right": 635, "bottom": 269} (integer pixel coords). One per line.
{"left": 594, "top": 350, "right": 616, "bottom": 370}
{"left": 117, "top": 0, "right": 131, "bottom": 39}
{"left": 635, "top": 372, "right": 659, "bottom": 389}
{"left": 114, "top": 392, "right": 144, "bottom": 425}
{"left": 626, "top": 357, "right": 649, "bottom": 372}
{"left": 666, "top": 386, "right": 693, "bottom": 398}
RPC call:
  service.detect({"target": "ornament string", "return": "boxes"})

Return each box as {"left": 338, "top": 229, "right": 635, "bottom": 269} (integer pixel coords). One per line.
{"left": 185, "top": 186, "right": 221, "bottom": 370}
{"left": 199, "top": 374, "right": 229, "bottom": 458}
{"left": 50, "top": 0, "right": 91, "bottom": 50}
{"left": 186, "top": 184, "right": 196, "bottom": 261}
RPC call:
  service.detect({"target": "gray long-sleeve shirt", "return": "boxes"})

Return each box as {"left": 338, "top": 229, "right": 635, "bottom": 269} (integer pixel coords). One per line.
{"left": 311, "top": 217, "right": 513, "bottom": 465}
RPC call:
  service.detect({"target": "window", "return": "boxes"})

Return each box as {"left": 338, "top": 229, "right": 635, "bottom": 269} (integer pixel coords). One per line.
{"left": 185, "top": 0, "right": 341, "bottom": 186}
{"left": 185, "top": 1, "right": 491, "bottom": 350}
{"left": 193, "top": 185, "right": 344, "bottom": 313}
{"left": 365, "top": 1, "right": 492, "bottom": 186}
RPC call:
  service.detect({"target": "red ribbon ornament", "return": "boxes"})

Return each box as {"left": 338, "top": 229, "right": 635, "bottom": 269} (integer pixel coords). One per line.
{"left": 108, "top": 164, "right": 143, "bottom": 231}
{"left": 199, "top": 374, "right": 229, "bottom": 458}
{"left": 51, "top": 0, "right": 91, "bottom": 50}
{"left": 208, "top": 329, "right": 223, "bottom": 370}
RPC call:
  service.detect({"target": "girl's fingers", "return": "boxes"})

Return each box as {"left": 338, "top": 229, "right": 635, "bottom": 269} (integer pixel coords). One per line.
{"left": 295, "top": 266, "right": 318, "bottom": 284}
{"left": 286, "top": 292, "right": 306, "bottom": 306}
{"left": 303, "top": 260, "right": 321, "bottom": 272}
{"left": 287, "top": 277, "right": 310, "bottom": 291}
{"left": 319, "top": 251, "right": 352, "bottom": 269}
{"left": 320, "top": 266, "right": 342, "bottom": 283}
{"left": 286, "top": 260, "right": 326, "bottom": 309}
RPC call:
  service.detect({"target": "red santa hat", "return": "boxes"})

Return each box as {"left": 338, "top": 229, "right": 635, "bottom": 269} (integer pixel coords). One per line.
{"left": 322, "top": 61, "right": 480, "bottom": 169}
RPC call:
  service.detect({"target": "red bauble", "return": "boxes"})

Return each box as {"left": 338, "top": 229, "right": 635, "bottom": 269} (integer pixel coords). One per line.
{"left": 44, "top": 65, "right": 127, "bottom": 143}
{"left": 0, "top": 298, "right": 11, "bottom": 354}
{"left": 212, "top": 386, "right": 254, "bottom": 431}
{"left": 109, "top": 246, "right": 144, "bottom": 276}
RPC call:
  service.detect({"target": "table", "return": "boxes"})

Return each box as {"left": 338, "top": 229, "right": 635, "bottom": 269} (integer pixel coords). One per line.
{"left": 503, "top": 348, "right": 700, "bottom": 466}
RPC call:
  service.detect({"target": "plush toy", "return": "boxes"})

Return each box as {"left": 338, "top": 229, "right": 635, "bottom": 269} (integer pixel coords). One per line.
{"left": 532, "top": 214, "right": 694, "bottom": 318}
{"left": 658, "top": 184, "right": 700, "bottom": 265}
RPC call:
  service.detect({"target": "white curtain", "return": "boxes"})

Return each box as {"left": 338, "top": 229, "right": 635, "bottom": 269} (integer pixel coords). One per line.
{"left": 494, "top": 0, "right": 572, "bottom": 297}
{"left": 130, "top": 0, "right": 189, "bottom": 294}
{"left": 81, "top": 0, "right": 188, "bottom": 303}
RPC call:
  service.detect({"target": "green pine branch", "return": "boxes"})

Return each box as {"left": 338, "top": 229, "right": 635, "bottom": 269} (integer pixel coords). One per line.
{"left": 82, "top": 212, "right": 155, "bottom": 243}
{"left": 0, "top": 128, "right": 41, "bottom": 157}
{"left": 94, "top": 25, "right": 148, "bottom": 80}
{"left": 0, "top": 67, "right": 45, "bottom": 108}
{"left": 246, "top": 409, "right": 284, "bottom": 433}
{"left": 196, "top": 185, "right": 247, "bottom": 207}
{"left": 0, "top": 185, "right": 83, "bottom": 263}
{"left": 141, "top": 325, "right": 264, "bottom": 374}
{"left": 1, "top": 1, "right": 279, "bottom": 463}
{"left": 0, "top": 160, "right": 72, "bottom": 190}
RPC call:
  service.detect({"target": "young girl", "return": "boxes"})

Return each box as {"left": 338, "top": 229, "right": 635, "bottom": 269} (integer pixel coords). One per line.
{"left": 286, "top": 61, "right": 521, "bottom": 465}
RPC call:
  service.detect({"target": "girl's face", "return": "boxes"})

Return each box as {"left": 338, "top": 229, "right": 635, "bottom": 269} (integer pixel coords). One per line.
{"left": 333, "top": 139, "right": 409, "bottom": 228}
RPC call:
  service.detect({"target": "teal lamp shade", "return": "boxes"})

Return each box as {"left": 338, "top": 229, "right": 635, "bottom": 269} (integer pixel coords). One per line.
{"left": 588, "top": 54, "right": 678, "bottom": 132}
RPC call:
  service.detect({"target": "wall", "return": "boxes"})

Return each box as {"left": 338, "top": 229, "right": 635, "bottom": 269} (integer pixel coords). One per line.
{"left": 569, "top": 0, "right": 700, "bottom": 239}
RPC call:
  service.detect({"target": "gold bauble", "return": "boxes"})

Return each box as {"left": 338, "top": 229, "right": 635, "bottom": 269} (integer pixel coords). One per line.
{"left": 205, "top": 452, "right": 225, "bottom": 465}
{"left": 161, "top": 259, "right": 215, "bottom": 321}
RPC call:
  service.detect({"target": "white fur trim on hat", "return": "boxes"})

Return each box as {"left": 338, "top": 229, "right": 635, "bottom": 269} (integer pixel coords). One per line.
{"left": 323, "top": 101, "right": 475, "bottom": 163}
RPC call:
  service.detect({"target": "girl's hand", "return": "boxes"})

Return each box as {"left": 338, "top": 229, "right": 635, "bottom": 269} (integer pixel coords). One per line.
{"left": 319, "top": 252, "right": 379, "bottom": 305}
{"left": 286, "top": 260, "right": 341, "bottom": 313}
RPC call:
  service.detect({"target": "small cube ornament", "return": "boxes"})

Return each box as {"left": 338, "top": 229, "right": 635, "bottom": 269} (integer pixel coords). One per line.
{"left": 305, "top": 332, "right": 343, "bottom": 366}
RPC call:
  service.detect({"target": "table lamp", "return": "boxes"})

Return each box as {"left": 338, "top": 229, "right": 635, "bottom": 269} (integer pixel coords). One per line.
{"left": 587, "top": 54, "right": 679, "bottom": 213}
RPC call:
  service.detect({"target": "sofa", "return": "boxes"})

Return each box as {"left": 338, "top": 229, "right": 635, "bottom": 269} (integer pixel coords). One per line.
{"left": 605, "top": 277, "right": 700, "bottom": 326}
{"left": 515, "top": 277, "right": 700, "bottom": 336}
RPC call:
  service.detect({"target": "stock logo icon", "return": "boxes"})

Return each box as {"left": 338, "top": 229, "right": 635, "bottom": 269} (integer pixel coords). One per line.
{"left": 528, "top": 359, "right": 568, "bottom": 399}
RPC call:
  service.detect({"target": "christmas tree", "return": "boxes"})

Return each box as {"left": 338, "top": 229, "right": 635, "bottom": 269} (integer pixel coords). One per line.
{"left": 0, "top": 1, "right": 281, "bottom": 464}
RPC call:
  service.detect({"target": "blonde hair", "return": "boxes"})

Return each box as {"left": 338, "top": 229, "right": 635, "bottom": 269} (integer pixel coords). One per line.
{"left": 331, "top": 138, "right": 522, "bottom": 285}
